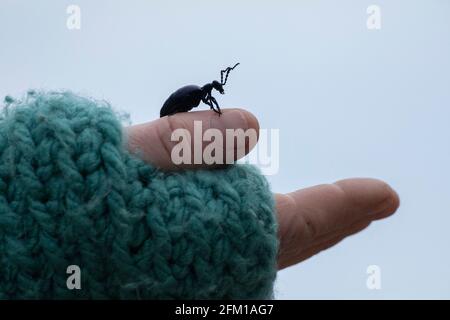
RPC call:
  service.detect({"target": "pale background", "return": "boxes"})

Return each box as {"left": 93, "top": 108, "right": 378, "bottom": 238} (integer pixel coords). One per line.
{"left": 0, "top": 0, "right": 449, "bottom": 299}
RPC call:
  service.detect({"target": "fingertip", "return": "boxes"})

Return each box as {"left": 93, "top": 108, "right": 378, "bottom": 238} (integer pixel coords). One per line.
{"left": 376, "top": 181, "right": 400, "bottom": 219}
{"left": 364, "top": 178, "right": 400, "bottom": 216}
{"left": 243, "top": 109, "right": 260, "bottom": 133}
{"left": 230, "top": 108, "right": 260, "bottom": 142}
{"left": 335, "top": 178, "right": 400, "bottom": 219}
{"left": 218, "top": 108, "right": 260, "bottom": 132}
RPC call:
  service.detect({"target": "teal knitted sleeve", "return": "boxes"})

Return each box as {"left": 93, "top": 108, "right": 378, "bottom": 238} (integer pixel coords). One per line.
{"left": 0, "top": 91, "right": 278, "bottom": 299}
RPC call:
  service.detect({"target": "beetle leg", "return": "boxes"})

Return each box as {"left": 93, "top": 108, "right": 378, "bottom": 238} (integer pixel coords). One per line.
{"left": 210, "top": 96, "right": 222, "bottom": 115}
{"left": 202, "top": 96, "right": 215, "bottom": 111}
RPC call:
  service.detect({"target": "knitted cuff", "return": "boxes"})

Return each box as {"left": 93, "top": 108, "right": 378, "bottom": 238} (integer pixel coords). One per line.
{"left": 0, "top": 91, "right": 278, "bottom": 299}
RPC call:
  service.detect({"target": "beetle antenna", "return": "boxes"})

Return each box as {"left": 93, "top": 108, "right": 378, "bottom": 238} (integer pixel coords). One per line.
{"left": 220, "top": 63, "right": 240, "bottom": 85}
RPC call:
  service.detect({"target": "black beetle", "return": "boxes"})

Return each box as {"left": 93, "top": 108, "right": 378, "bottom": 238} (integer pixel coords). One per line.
{"left": 160, "top": 63, "right": 240, "bottom": 117}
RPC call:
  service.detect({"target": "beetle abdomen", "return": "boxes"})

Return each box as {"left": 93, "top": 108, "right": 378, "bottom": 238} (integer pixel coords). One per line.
{"left": 160, "top": 85, "right": 204, "bottom": 117}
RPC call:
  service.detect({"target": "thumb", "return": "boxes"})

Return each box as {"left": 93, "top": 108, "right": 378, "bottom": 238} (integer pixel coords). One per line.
{"left": 125, "top": 108, "right": 260, "bottom": 170}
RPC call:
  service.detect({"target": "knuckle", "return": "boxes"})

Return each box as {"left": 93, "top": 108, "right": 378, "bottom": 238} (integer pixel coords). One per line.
{"left": 157, "top": 116, "right": 182, "bottom": 164}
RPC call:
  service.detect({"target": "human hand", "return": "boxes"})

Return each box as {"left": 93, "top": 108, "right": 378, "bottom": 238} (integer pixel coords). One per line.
{"left": 126, "top": 109, "right": 400, "bottom": 270}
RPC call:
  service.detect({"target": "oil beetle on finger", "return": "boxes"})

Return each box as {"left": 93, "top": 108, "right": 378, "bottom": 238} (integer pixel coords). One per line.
{"left": 160, "top": 63, "right": 240, "bottom": 117}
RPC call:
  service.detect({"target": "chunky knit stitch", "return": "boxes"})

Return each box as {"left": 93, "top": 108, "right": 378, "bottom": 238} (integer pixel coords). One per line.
{"left": 0, "top": 91, "right": 278, "bottom": 299}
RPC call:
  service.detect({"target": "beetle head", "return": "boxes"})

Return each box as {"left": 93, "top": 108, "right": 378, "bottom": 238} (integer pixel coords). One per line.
{"left": 212, "top": 80, "right": 225, "bottom": 94}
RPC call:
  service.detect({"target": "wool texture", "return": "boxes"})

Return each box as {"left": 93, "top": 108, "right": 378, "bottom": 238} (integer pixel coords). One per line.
{"left": 0, "top": 91, "right": 278, "bottom": 299}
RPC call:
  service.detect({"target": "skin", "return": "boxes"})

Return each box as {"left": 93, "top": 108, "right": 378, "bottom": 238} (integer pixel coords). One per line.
{"left": 126, "top": 109, "right": 400, "bottom": 270}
